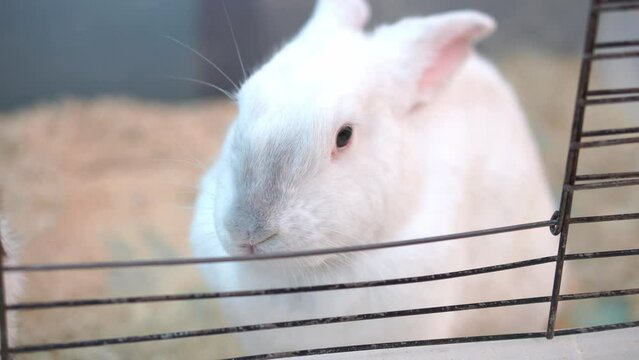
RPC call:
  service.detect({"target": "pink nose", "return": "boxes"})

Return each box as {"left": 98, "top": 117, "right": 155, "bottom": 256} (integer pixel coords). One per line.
{"left": 239, "top": 242, "right": 256, "bottom": 255}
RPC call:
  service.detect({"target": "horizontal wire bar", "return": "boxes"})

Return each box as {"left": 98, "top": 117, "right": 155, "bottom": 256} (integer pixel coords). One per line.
{"left": 588, "top": 51, "right": 639, "bottom": 60}
{"left": 582, "top": 127, "right": 639, "bottom": 137}
{"left": 9, "top": 248, "right": 639, "bottom": 311}
{"left": 565, "top": 248, "right": 639, "bottom": 260}
{"left": 4, "top": 214, "right": 638, "bottom": 273}
{"left": 572, "top": 136, "right": 639, "bottom": 148}
{"left": 9, "top": 289, "right": 639, "bottom": 354}
{"left": 583, "top": 95, "right": 639, "bottom": 105}
{"left": 232, "top": 333, "right": 549, "bottom": 360}
{"left": 2, "top": 214, "right": 636, "bottom": 274}
{"left": 561, "top": 288, "right": 639, "bottom": 300}
{"left": 6, "top": 257, "right": 557, "bottom": 311}
{"left": 229, "top": 320, "right": 639, "bottom": 360}
{"left": 9, "top": 297, "right": 550, "bottom": 353}
{"left": 570, "top": 212, "right": 639, "bottom": 223}
{"left": 2, "top": 220, "right": 555, "bottom": 272}
{"left": 576, "top": 171, "right": 639, "bottom": 181}
{"left": 568, "top": 178, "right": 639, "bottom": 190}
{"left": 594, "top": 2, "right": 639, "bottom": 12}
{"left": 595, "top": 40, "right": 639, "bottom": 49}
{"left": 587, "top": 87, "right": 639, "bottom": 96}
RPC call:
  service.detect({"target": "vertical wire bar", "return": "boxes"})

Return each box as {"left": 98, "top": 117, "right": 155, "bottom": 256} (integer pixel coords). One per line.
{"left": 0, "top": 227, "right": 10, "bottom": 359}
{"left": 546, "top": 0, "right": 601, "bottom": 339}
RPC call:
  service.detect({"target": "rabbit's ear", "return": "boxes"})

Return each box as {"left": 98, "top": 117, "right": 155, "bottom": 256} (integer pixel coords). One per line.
{"left": 372, "top": 11, "right": 495, "bottom": 104}
{"left": 308, "top": 0, "right": 370, "bottom": 31}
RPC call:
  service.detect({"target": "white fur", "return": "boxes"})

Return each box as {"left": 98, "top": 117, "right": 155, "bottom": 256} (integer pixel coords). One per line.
{"left": 191, "top": 0, "right": 557, "bottom": 355}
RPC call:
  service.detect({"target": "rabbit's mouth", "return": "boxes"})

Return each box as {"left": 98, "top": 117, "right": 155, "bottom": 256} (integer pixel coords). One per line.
{"left": 237, "top": 233, "right": 278, "bottom": 255}
{"left": 238, "top": 243, "right": 256, "bottom": 255}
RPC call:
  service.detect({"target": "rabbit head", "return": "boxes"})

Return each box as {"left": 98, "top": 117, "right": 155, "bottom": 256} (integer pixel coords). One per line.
{"left": 209, "top": 0, "right": 495, "bottom": 267}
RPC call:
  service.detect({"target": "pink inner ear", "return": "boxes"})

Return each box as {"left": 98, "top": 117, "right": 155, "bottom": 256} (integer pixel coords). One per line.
{"left": 418, "top": 35, "right": 472, "bottom": 92}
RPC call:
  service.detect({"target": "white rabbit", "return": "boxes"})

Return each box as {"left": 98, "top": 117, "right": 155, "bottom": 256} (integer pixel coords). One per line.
{"left": 191, "top": 0, "right": 558, "bottom": 356}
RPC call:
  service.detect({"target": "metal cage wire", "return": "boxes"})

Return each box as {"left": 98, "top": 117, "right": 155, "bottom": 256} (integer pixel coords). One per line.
{"left": 1, "top": 0, "right": 639, "bottom": 358}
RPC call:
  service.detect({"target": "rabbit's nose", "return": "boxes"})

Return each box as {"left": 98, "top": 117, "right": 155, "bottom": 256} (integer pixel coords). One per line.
{"left": 224, "top": 213, "right": 277, "bottom": 245}
{"left": 230, "top": 227, "right": 278, "bottom": 249}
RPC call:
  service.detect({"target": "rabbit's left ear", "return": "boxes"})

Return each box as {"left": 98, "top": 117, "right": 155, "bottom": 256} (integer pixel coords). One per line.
{"left": 372, "top": 10, "right": 495, "bottom": 105}
{"left": 307, "top": 0, "right": 371, "bottom": 32}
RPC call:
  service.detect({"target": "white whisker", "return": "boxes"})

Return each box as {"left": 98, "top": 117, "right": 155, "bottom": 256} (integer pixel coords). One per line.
{"left": 150, "top": 157, "right": 208, "bottom": 171}
{"left": 164, "top": 35, "right": 240, "bottom": 92}
{"left": 222, "top": 0, "right": 247, "bottom": 81}
{"left": 163, "top": 75, "right": 236, "bottom": 101}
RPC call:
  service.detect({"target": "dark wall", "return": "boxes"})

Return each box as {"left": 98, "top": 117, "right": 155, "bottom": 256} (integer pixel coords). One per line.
{"left": 0, "top": 0, "right": 199, "bottom": 110}
{"left": 0, "top": 0, "right": 590, "bottom": 111}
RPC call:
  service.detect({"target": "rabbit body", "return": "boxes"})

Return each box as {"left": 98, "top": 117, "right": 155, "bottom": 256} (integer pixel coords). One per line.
{"left": 191, "top": 0, "right": 557, "bottom": 355}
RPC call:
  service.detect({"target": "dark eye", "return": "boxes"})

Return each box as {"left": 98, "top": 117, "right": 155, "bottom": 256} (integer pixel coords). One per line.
{"left": 336, "top": 125, "right": 353, "bottom": 148}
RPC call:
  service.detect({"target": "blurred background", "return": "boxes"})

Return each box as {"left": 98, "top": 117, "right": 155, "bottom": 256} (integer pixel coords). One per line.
{"left": 0, "top": 0, "right": 638, "bottom": 359}
{"left": 0, "top": 0, "right": 611, "bottom": 111}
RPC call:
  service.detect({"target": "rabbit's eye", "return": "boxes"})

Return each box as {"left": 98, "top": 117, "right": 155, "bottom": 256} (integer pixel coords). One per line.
{"left": 336, "top": 125, "right": 353, "bottom": 148}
